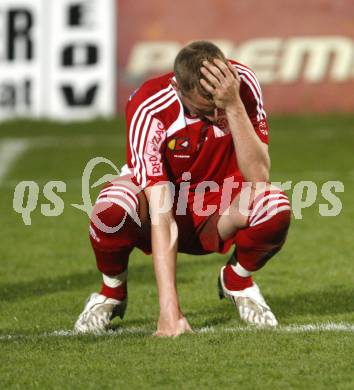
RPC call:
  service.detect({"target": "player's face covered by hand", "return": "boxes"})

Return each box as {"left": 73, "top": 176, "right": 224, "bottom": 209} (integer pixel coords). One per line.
{"left": 179, "top": 88, "right": 226, "bottom": 124}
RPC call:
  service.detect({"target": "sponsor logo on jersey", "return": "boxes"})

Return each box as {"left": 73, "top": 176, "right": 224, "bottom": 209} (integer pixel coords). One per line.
{"left": 167, "top": 137, "right": 190, "bottom": 151}
{"left": 144, "top": 118, "right": 165, "bottom": 176}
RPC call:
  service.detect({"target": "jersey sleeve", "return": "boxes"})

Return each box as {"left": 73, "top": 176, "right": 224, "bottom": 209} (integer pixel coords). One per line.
{"left": 236, "top": 64, "right": 269, "bottom": 144}
{"left": 126, "top": 105, "right": 169, "bottom": 189}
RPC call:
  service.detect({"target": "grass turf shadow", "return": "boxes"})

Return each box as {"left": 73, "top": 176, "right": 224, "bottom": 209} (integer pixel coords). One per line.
{"left": 264, "top": 286, "right": 354, "bottom": 318}
{"left": 0, "top": 255, "right": 223, "bottom": 302}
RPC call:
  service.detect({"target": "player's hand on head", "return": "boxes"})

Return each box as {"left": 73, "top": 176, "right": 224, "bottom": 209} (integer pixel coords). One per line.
{"left": 200, "top": 59, "right": 241, "bottom": 110}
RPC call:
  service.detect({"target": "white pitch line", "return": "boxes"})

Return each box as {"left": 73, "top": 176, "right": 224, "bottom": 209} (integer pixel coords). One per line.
{"left": 0, "top": 138, "right": 30, "bottom": 183}
{"left": 0, "top": 134, "right": 123, "bottom": 186}
{"left": 1, "top": 323, "right": 354, "bottom": 340}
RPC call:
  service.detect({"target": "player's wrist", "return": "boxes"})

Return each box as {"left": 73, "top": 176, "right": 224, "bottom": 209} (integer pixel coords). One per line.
{"left": 224, "top": 98, "right": 245, "bottom": 116}
{"left": 159, "top": 303, "right": 180, "bottom": 322}
{"left": 159, "top": 291, "right": 179, "bottom": 311}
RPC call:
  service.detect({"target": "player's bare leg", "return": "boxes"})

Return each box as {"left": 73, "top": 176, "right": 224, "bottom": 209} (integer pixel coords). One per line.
{"left": 217, "top": 183, "right": 291, "bottom": 327}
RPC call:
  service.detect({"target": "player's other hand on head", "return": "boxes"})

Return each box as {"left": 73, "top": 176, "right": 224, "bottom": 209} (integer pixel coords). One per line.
{"left": 200, "top": 59, "right": 241, "bottom": 110}
{"left": 154, "top": 312, "right": 193, "bottom": 338}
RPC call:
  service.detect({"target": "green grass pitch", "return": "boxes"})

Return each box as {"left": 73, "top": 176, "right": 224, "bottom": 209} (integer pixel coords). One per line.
{"left": 0, "top": 115, "right": 353, "bottom": 389}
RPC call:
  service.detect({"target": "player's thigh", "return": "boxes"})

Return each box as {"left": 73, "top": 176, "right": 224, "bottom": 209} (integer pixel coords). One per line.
{"left": 217, "top": 183, "right": 283, "bottom": 240}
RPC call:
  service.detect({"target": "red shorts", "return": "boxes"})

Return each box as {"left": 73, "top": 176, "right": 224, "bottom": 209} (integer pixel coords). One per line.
{"left": 135, "top": 181, "right": 242, "bottom": 256}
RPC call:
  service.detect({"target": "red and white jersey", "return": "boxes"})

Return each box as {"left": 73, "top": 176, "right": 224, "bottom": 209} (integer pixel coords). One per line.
{"left": 125, "top": 60, "right": 268, "bottom": 190}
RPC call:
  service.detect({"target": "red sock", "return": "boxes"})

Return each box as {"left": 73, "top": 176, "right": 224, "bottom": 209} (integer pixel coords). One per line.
{"left": 100, "top": 281, "right": 127, "bottom": 301}
{"left": 223, "top": 264, "right": 253, "bottom": 291}
{"left": 235, "top": 191, "right": 291, "bottom": 272}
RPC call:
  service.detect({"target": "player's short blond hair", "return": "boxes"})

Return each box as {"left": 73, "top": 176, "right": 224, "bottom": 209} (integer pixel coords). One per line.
{"left": 174, "top": 41, "right": 227, "bottom": 99}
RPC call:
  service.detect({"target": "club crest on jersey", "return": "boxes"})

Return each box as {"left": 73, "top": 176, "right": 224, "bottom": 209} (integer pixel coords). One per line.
{"left": 167, "top": 137, "right": 190, "bottom": 151}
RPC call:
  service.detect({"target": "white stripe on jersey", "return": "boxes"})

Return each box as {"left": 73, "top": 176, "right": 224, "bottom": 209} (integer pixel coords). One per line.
{"left": 130, "top": 86, "right": 171, "bottom": 171}
{"left": 133, "top": 88, "right": 174, "bottom": 153}
{"left": 130, "top": 86, "right": 176, "bottom": 183}
{"left": 234, "top": 64, "right": 266, "bottom": 121}
{"left": 237, "top": 70, "right": 265, "bottom": 122}
{"left": 236, "top": 64, "right": 262, "bottom": 93}
{"left": 240, "top": 65, "right": 266, "bottom": 118}
{"left": 129, "top": 85, "right": 172, "bottom": 169}
{"left": 129, "top": 85, "right": 175, "bottom": 185}
{"left": 138, "top": 94, "right": 178, "bottom": 187}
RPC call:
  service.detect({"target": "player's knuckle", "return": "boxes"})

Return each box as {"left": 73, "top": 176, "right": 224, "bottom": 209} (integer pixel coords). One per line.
{"left": 215, "top": 68, "right": 222, "bottom": 77}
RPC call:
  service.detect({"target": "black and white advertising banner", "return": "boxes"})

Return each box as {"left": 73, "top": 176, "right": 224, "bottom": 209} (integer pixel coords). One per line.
{"left": 0, "top": 0, "right": 116, "bottom": 121}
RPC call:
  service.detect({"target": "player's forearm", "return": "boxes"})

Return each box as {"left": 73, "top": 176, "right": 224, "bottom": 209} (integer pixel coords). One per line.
{"left": 226, "top": 100, "right": 270, "bottom": 183}
{"left": 151, "top": 214, "right": 180, "bottom": 314}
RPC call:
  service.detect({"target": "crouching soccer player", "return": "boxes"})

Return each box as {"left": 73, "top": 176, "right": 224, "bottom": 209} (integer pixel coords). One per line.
{"left": 75, "top": 41, "right": 291, "bottom": 336}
